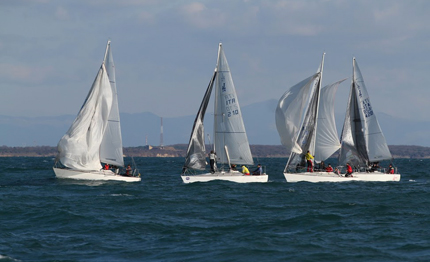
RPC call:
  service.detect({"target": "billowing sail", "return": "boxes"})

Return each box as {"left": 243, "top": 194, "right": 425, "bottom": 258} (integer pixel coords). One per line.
{"left": 276, "top": 73, "right": 320, "bottom": 155}
{"left": 214, "top": 43, "right": 253, "bottom": 165}
{"left": 99, "top": 40, "right": 124, "bottom": 167}
{"left": 183, "top": 71, "right": 217, "bottom": 172}
{"left": 314, "top": 79, "right": 346, "bottom": 162}
{"left": 338, "top": 58, "right": 392, "bottom": 167}
{"left": 285, "top": 74, "right": 322, "bottom": 170}
{"left": 57, "top": 64, "right": 113, "bottom": 171}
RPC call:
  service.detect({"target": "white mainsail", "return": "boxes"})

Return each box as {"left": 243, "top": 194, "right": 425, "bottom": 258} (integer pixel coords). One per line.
{"left": 99, "top": 40, "right": 124, "bottom": 167}
{"left": 314, "top": 78, "right": 346, "bottom": 162}
{"left": 338, "top": 58, "right": 392, "bottom": 167}
{"left": 213, "top": 43, "right": 253, "bottom": 166}
{"left": 57, "top": 64, "right": 113, "bottom": 171}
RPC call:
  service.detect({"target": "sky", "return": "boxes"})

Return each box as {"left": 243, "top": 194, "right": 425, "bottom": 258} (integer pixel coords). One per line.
{"left": 1, "top": 0, "right": 429, "bottom": 122}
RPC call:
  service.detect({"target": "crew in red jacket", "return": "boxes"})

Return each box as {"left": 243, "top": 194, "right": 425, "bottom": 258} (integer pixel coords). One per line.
{"left": 326, "top": 164, "right": 333, "bottom": 172}
{"left": 387, "top": 164, "right": 394, "bottom": 174}
{"left": 345, "top": 163, "right": 353, "bottom": 177}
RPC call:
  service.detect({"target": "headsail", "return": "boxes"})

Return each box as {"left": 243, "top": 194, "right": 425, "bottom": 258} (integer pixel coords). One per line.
{"left": 99, "top": 40, "right": 124, "bottom": 167}
{"left": 314, "top": 78, "right": 347, "bottom": 162}
{"left": 182, "top": 70, "right": 217, "bottom": 172}
{"left": 277, "top": 54, "right": 326, "bottom": 172}
{"left": 275, "top": 73, "right": 320, "bottom": 155}
{"left": 213, "top": 43, "right": 253, "bottom": 165}
{"left": 338, "top": 58, "right": 392, "bottom": 167}
{"left": 57, "top": 64, "right": 113, "bottom": 171}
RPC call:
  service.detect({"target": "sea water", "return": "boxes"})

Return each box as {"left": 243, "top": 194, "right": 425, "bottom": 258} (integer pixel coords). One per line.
{"left": 0, "top": 157, "right": 429, "bottom": 261}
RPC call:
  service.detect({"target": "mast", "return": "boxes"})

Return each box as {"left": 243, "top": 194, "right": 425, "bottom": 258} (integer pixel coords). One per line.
{"left": 310, "top": 53, "right": 325, "bottom": 158}
{"left": 213, "top": 43, "right": 222, "bottom": 157}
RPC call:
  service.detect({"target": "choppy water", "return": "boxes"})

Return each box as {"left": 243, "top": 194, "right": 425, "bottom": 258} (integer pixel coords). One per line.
{"left": 1, "top": 157, "right": 429, "bottom": 261}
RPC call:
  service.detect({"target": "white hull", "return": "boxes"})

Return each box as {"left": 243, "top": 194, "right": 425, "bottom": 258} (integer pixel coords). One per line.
{"left": 284, "top": 171, "right": 400, "bottom": 183}
{"left": 181, "top": 171, "right": 268, "bottom": 183}
{"left": 53, "top": 167, "right": 141, "bottom": 182}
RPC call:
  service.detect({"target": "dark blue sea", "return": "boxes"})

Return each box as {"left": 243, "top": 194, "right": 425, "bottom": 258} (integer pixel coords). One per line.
{"left": 1, "top": 157, "right": 429, "bottom": 261}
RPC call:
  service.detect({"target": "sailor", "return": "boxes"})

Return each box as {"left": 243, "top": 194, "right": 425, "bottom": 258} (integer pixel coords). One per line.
{"left": 345, "top": 163, "right": 353, "bottom": 177}
{"left": 326, "top": 164, "right": 333, "bottom": 172}
{"left": 252, "top": 164, "right": 262, "bottom": 175}
{"left": 305, "top": 151, "right": 314, "bottom": 172}
{"left": 386, "top": 164, "right": 394, "bottom": 174}
{"left": 242, "top": 165, "right": 250, "bottom": 176}
{"left": 209, "top": 150, "right": 216, "bottom": 174}
{"left": 126, "top": 165, "right": 132, "bottom": 176}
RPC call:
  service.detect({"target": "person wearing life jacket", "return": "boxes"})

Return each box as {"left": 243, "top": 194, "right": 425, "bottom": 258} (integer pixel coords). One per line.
{"left": 104, "top": 163, "right": 109, "bottom": 170}
{"left": 305, "top": 151, "right": 314, "bottom": 172}
{"left": 345, "top": 163, "right": 353, "bottom": 177}
{"left": 386, "top": 164, "right": 394, "bottom": 174}
{"left": 242, "top": 165, "right": 250, "bottom": 176}
{"left": 326, "top": 164, "right": 333, "bottom": 172}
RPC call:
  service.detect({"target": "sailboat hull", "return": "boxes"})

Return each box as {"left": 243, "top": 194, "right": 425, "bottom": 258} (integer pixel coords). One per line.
{"left": 53, "top": 168, "right": 141, "bottom": 182}
{"left": 181, "top": 171, "right": 268, "bottom": 183}
{"left": 284, "top": 171, "right": 400, "bottom": 183}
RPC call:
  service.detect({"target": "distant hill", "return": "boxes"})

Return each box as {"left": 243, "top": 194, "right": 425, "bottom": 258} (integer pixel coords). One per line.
{"left": 1, "top": 145, "right": 430, "bottom": 159}
{"left": 1, "top": 99, "right": 429, "bottom": 147}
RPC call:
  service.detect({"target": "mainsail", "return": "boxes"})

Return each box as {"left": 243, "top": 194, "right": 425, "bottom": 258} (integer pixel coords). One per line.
{"left": 338, "top": 58, "right": 392, "bottom": 167}
{"left": 314, "top": 78, "right": 346, "bottom": 162}
{"left": 57, "top": 64, "right": 113, "bottom": 171}
{"left": 214, "top": 43, "right": 253, "bottom": 165}
{"left": 99, "top": 40, "right": 124, "bottom": 167}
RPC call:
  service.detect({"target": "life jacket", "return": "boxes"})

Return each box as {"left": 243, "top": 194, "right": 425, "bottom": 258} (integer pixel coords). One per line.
{"left": 305, "top": 153, "right": 314, "bottom": 161}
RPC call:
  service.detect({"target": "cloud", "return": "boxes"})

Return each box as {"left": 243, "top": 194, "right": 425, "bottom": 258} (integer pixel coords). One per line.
{"left": 179, "top": 2, "right": 227, "bottom": 29}
{"left": 55, "top": 6, "right": 70, "bottom": 20}
{"left": 0, "top": 64, "right": 53, "bottom": 84}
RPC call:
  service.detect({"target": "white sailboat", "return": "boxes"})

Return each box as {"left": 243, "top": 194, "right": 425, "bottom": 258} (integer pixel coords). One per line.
{"left": 276, "top": 55, "right": 400, "bottom": 182}
{"left": 181, "top": 43, "right": 268, "bottom": 183}
{"left": 53, "top": 41, "right": 141, "bottom": 182}
{"left": 335, "top": 58, "right": 400, "bottom": 181}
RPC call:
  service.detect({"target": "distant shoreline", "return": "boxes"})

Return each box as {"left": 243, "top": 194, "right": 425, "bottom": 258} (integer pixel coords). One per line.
{"left": 0, "top": 145, "right": 429, "bottom": 159}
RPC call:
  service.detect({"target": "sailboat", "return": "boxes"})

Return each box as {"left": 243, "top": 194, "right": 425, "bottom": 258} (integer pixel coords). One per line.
{"left": 276, "top": 55, "right": 400, "bottom": 182}
{"left": 336, "top": 58, "right": 400, "bottom": 181}
{"left": 181, "top": 43, "right": 268, "bottom": 183}
{"left": 53, "top": 41, "right": 141, "bottom": 182}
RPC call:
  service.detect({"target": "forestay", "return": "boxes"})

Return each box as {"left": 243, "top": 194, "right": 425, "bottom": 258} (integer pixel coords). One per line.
{"left": 338, "top": 58, "right": 392, "bottom": 167}
{"left": 57, "top": 64, "right": 112, "bottom": 171}
{"left": 214, "top": 44, "right": 253, "bottom": 165}
{"left": 99, "top": 40, "right": 124, "bottom": 167}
